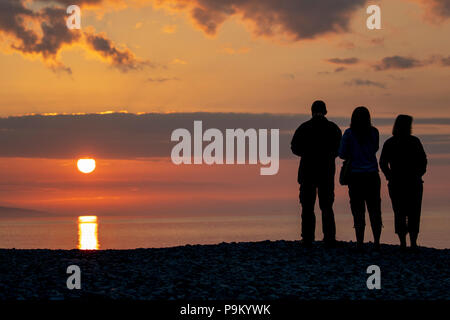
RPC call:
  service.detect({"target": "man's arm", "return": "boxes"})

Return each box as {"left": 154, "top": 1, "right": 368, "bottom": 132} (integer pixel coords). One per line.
{"left": 338, "top": 130, "right": 349, "bottom": 160}
{"left": 291, "top": 126, "right": 304, "bottom": 157}
{"left": 333, "top": 125, "right": 343, "bottom": 158}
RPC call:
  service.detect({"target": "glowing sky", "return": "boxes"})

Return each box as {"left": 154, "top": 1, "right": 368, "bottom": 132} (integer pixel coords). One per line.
{"left": 0, "top": 1, "right": 449, "bottom": 243}
{"left": 0, "top": 0, "right": 449, "bottom": 117}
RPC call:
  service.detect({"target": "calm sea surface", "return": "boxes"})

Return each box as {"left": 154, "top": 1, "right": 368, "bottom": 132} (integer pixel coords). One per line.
{"left": 0, "top": 212, "right": 448, "bottom": 249}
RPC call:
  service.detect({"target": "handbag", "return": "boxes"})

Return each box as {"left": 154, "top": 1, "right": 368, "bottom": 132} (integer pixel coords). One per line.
{"left": 339, "top": 159, "right": 351, "bottom": 186}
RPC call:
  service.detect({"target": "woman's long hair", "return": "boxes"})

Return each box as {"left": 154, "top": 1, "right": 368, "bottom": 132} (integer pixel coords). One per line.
{"left": 393, "top": 114, "right": 413, "bottom": 137}
{"left": 350, "top": 106, "right": 372, "bottom": 142}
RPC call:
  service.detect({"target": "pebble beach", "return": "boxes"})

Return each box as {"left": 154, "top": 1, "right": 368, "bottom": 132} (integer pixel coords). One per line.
{"left": 0, "top": 240, "right": 449, "bottom": 300}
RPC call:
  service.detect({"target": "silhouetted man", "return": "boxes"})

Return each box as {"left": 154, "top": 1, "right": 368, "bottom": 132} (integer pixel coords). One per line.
{"left": 291, "top": 101, "right": 342, "bottom": 247}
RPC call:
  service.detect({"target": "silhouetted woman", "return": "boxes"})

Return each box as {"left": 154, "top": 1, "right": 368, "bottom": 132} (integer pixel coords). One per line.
{"left": 339, "top": 107, "right": 382, "bottom": 251}
{"left": 380, "top": 115, "right": 427, "bottom": 250}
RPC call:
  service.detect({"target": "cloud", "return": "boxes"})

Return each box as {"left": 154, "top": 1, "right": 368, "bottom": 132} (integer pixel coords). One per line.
{"left": 388, "top": 74, "right": 406, "bottom": 81}
{"left": 318, "top": 67, "right": 347, "bottom": 75}
{"left": 2, "top": 112, "right": 450, "bottom": 161}
{"left": 373, "top": 56, "right": 424, "bottom": 71}
{"left": 0, "top": 113, "right": 298, "bottom": 159}
{"left": 146, "top": 77, "right": 180, "bottom": 83}
{"left": 369, "top": 37, "right": 384, "bottom": 46}
{"left": 85, "top": 32, "right": 151, "bottom": 71}
{"left": 31, "top": 1, "right": 450, "bottom": 45}
{"left": 0, "top": 0, "right": 151, "bottom": 73}
{"left": 414, "top": 0, "right": 450, "bottom": 21}
{"left": 0, "top": 206, "right": 51, "bottom": 218}
{"left": 0, "top": 112, "right": 312, "bottom": 160}
{"left": 430, "top": 0, "right": 450, "bottom": 18}
{"left": 36, "top": 0, "right": 110, "bottom": 7}
{"left": 155, "top": 0, "right": 368, "bottom": 40}
{"left": 0, "top": 2, "right": 80, "bottom": 73}
{"left": 327, "top": 57, "right": 359, "bottom": 65}
{"left": 344, "top": 78, "right": 386, "bottom": 88}
{"left": 37, "top": 0, "right": 370, "bottom": 41}
{"left": 281, "top": 73, "right": 295, "bottom": 80}
{"left": 441, "top": 55, "right": 450, "bottom": 66}
{"left": 373, "top": 54, "right": 450, "bottom": 71}
{"left": 337, "top": 40, "right": 356, "bottom": 50}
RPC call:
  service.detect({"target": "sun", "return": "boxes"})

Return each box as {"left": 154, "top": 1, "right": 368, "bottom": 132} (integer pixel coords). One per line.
{"left": 77, "top": 158, "right": 96, "bottom": 174}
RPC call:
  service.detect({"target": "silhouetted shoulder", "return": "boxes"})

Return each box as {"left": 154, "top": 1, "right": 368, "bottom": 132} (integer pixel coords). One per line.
{"left": 342, "top": 128, "right": 352, "bottom": 137}
{"left": 328, "top": 120, "right": 342, "bottom": 132}
{"left": 383, "top": 135, "right": 423, "bottom": 146}
{"left": 382, "top": 136, "right": 395, "bottom": 146}
{"left": 381, "top": 137, "right": 395, "bottom": 160}
{"left": 411, "top": 135, "right": 427, "bottom": 155}
{"left": 297, "top": 118, "right": 314, "bottom": 130}
{"left": 410, "top": 135, "right": 423, "bottom": 144}
{"left": 371, "top": 126, "right": 379, "bottom": 136}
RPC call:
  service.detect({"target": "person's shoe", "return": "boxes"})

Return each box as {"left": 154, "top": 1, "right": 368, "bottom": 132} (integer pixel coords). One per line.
{"left": 299, "top": 239, "right": 313, "bottom": 248}
{"left": 373, "top": 242, "right": 381, "bottom": 252}
{"left": 400, "top": 238, "right": 407, "bottom": 249}
{"left": 410, "top": 244, "right": 420, "bottom": 253}
{"left": 355, "top": 242, "right": 365, "bottom": 253}
{"left": 323, "top": 239, "right": 337, "bottom": 248}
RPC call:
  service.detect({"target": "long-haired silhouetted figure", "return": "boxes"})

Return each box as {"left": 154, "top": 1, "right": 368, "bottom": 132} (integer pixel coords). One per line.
{"left": 339, "top": 106, "right": 382, "bottom": 251}
{"left": 380, "top": 115, "right": 427, "bottom": 250}
{"left": 291, "top": 100, "right": 342, "bottom": 247}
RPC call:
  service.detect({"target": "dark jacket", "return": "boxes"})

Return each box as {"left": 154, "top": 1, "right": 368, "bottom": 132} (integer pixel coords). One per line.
{"left": 380, "top": 135, "right": 427, "bottom": 183}
{"left": 291, "top": 116, "right": 342, "bottom": 184}
{"left": 339, "top": 127, "right": 379, "bottom": 173}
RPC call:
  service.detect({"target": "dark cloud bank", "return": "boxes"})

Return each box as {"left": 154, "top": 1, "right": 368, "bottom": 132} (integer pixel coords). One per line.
{"left": 184, "top": 0, "right": 368, "bottom": 39}
{"left": 0, "top": 113, "right": 449, "bottom": 160}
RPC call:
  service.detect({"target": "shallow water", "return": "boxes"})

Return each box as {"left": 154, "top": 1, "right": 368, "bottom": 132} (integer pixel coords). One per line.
{"left": 0, "top": 212, "right": 448, "bottom": 249}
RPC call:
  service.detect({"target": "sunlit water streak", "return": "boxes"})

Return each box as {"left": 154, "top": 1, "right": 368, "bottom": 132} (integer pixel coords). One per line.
{"left": 78, "top": 216, "right": 99, "bottom": 250}
{"left": 0, "top": 213, "right": 448, "bottom": 249}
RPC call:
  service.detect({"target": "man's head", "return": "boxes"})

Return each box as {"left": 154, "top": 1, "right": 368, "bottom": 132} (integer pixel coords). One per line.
{"left": 311, "top": 100, "right": 327, "bottom": 117}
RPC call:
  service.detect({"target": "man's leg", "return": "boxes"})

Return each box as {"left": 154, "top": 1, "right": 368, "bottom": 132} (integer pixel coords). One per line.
{"left": 318, "top": 178, "right": 336, "bottom": 243}
{"left": 299, "top": 181, "right": 317, "bottom": 243}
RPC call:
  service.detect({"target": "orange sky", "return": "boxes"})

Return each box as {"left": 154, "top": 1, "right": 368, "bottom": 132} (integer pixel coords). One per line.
{"left": 0, "top": 0, "right": 449, "bottom": 117}
{"left": 0, "top": 0, "right": 449, "bottom": 224}
{"left": 0, "top": 156, "right": 449, "bottom": 220}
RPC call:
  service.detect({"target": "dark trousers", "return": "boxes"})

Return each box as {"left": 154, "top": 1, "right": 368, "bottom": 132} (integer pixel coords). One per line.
{"left": 299, "top": 177, "right": 336, "bottom": 242}
{"left": 388, "top": 181, "right": 423, "bottom": 236}
{"left": 348, "top": 172, "right": 382, "bottom": 237}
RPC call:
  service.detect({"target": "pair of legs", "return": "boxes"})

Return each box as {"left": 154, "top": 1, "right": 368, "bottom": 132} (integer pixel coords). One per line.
{"left": 348, "top": 172, "right": 382, "bottom": 248}
{"left": 299, "top": 177, "right": 336, "bottom": 244}
{"left": 388, "top": 181, "right": 423, "bottom": 248}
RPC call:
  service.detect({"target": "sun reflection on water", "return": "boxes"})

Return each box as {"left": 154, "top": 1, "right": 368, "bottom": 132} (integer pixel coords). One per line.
{"left": 78, "top": 216, "right": 99, "bottom": 250}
